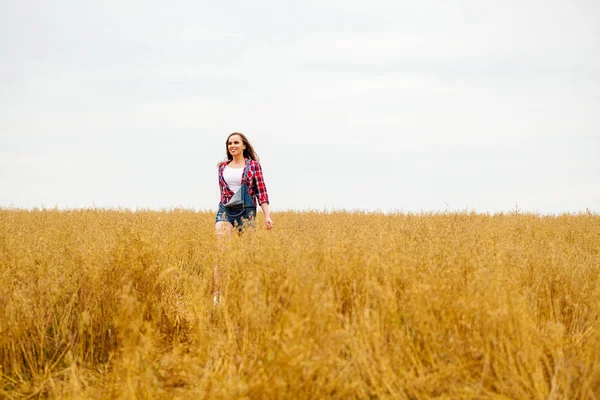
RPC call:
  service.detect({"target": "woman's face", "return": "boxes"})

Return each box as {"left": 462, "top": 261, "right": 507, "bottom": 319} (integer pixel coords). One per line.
{"left": 227, "top": 134, "right": 246, "bottom": 157}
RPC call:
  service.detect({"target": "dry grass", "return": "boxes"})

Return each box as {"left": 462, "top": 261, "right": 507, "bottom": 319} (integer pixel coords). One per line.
{"left": 0, "top": 208, "right": 599, "bottom": 399}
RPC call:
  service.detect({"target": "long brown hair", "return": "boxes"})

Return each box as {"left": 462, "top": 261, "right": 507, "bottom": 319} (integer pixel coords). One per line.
{"left": 225, "top": 132, "right": 259, "bottom": 162}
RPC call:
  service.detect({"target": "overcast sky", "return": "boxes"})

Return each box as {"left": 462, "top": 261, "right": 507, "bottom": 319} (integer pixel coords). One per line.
{"left": 1, "top": 1, "right": 598, "bottom": 214}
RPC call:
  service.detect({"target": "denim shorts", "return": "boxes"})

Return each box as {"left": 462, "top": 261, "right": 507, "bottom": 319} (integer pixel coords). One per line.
{"left": 215, "top": 203, "right": 257, "bottom": 231}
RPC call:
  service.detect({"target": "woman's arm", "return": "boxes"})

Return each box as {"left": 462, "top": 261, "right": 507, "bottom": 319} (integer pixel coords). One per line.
{"left": 253, "top": 161, "right": 269, "bottom": 206}
{"left": 253, "top": 161, "right": 273, "bottom": 230}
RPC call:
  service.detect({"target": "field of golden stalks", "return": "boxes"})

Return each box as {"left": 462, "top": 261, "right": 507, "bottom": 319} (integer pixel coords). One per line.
{"left": 0, "top": 208, "right": 598, "bottom": 399}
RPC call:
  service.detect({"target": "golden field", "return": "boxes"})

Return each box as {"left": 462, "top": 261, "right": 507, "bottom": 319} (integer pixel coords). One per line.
{"left": 0, "top": 208, "right": 599, "bottom": 399}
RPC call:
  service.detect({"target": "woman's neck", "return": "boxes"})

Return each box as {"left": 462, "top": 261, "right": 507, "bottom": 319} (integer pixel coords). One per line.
{"left": 231, "top": 155, "right": 245, "bottom": 164}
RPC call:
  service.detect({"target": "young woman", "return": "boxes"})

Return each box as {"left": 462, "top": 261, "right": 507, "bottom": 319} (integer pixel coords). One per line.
{"left": 215, "top": 132, "right": 273, "bottom": 235}
{"left": 213, "top": 132, "right": 273, "bottom": 304}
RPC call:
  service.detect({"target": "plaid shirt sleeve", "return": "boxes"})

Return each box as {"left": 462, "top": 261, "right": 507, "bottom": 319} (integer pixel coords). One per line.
{"left": 218, "top": 161, "right": 234, "bottom": 204}
{"left": 252, "top": 161, "right": 269, "bottom": 205}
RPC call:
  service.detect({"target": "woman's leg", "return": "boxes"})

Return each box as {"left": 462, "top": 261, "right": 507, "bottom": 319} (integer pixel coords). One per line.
{"left": 214, "top": 221, "right": 233, "bottom": 304}
{"left": 215, "top": 220, "right": 233, "bottom": 239}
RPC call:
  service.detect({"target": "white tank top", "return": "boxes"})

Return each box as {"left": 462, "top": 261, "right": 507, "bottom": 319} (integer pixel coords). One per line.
{"left": 223, "top": 165, "right": 244, "bottom": 193}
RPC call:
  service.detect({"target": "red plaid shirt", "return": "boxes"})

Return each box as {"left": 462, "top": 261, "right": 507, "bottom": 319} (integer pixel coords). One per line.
{"left": 218, "top": 159, "right": 270, "bottom": 207}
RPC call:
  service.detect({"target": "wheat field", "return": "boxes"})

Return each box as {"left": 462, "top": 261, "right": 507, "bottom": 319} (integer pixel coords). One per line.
{"left": 0, "top": 208, "right": 598, "bottom": 399}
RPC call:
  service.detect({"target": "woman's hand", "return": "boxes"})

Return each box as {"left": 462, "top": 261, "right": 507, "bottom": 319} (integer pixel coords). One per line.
{"left": 265, "top": 216, "right": 274, "bottom": 230}
{"left": 260, "top": 202, "right": 273, "bottom": 230}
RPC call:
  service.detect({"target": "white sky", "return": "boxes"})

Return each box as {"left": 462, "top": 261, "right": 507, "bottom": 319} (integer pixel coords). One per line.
{"left": 1, "top": 0, "right": 599, "bottom": 213}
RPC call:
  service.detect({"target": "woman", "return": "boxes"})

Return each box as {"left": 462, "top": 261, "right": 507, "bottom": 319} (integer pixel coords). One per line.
{"left": 213, "top": 132, "right": 273, "bottom": 304}
{"left": 215, "top": 132, "right": 273, "bottom": 234}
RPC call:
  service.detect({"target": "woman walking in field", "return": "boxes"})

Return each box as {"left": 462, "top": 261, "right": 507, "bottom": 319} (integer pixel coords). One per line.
{"left": 215, "top": 132, "right": 273, "bottom": 233}
{"left": 213, "top": 132, "right": 273, "bottom": 304}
